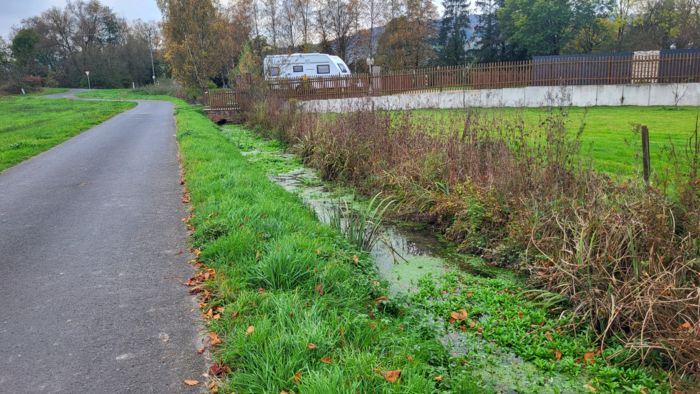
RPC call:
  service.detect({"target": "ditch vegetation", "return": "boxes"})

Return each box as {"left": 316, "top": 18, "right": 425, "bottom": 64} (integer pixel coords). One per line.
{"left": 240, "top": 92, "right": 700, "bottom": 380}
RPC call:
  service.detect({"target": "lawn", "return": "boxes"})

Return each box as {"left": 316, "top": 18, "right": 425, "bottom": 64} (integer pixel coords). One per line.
{"left": 0, "top": 95, "right": 134, "bottom": 172}
{"left": 412, "top": 106, "right": 700, "bottom": 177}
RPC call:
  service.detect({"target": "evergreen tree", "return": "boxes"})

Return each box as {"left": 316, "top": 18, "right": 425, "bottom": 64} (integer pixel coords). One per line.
{"left": 438, "top": 0, "right": 471, "bottom": 65}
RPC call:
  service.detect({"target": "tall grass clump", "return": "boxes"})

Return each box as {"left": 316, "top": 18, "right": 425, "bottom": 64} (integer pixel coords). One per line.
{"left": 329, "top": 193, "right": 395, "bottom": 251}
{"left": 241, "top": 93, "right": 699, "bottom": 375}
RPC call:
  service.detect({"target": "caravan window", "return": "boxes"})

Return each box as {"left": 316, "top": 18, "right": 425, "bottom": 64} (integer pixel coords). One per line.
{"left": 293, "top": 65, "right": 303, "bottom": 73}
{"left": 337, "top": 63, "right": 348, "bottom": 73}
{"left": 317, "top": 64, "right": 331, "bottom": 74}
{"left": 269, "top": 66, "right": 280, "bottom": 77}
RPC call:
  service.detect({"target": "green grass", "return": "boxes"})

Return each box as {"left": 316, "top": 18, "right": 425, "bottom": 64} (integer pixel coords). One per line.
{"left": 174, "top": 100, "right": 476, "bottom": 393}
{"left": 76, "top": 88, "right": 179, "bottom": 102}
{"left": 220, "top": 124, "right": 673, "bottom": 394}
{"left": 411, "top": 107, "right": 700, "bottom": 177}
{"left": 0, "top": 95, "right": 134, "bottom": 172}
{"left": 74, "top": 88, "right": 675, "bottom": 392}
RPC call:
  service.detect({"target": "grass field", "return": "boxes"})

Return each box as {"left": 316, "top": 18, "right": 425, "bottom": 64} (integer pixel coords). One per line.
{"left": 0, "top": 95, "right": 134, "bottom": 172}
{"left": 413, "top": 106, "right": 699, "bottom": 177}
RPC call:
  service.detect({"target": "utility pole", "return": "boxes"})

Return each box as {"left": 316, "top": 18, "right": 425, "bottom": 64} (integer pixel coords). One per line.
{"left": 148, "top": 29, "right": 156, "bottom": 85}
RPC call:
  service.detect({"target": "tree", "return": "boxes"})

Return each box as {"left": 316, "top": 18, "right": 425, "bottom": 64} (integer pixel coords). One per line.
{"left": 295, "top": 0, "right": 316, "bottom": 50}
{"left": 361, "top": 0, "right": 387, "bottom": 58}
{"left": 566, "top": 0, "right": 616, "bottom": 53}
{"left": 261, "top": 0, "right": 280, "bottom": 49}
{"left": 376, "top": 0, "right": 436, "bottom": 71}
{"left": 11, "top": 29, "right": 42, "bottom": 75}
{"left": 280, "top": 0, "right": 299, "bottom": 49}
{"left": 498, "top": 0, "right": 574, "bottom": 57}
{"left": 622, "top": 0, "right": 700, "bottom": 51}
{"left": 319, "top": 0, "right": 361, "bottom": 61}
{"left": 158, "top": 0, "right": 228, "bottom": 90}
{"left": 438, "top": 0, "right": 470, "bottom": 65}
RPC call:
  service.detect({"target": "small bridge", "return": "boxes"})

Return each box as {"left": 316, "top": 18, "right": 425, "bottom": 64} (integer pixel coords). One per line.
{"left": 203, "top": 90, "right": 244, "bottom": 124}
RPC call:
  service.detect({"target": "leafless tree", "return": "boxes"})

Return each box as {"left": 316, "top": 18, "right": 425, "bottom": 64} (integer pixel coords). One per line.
{"left": 261, "top": 0, "right": 280, "bottom": 48}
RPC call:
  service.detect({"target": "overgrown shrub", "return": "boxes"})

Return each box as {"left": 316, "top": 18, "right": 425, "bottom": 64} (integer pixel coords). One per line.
{"left": 240, "top": 94, "right": 699, "bottom": 374}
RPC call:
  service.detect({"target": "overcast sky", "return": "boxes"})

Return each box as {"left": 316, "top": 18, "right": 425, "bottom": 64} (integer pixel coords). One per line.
{"left": 0, "top": 0, "right": 162, "bottom": 39}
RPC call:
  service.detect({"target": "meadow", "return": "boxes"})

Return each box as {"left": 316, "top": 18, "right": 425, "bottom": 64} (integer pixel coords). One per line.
{"left": 409, "top": 106, "right": 700, "bottom": 178}
{"left": 0, "top": 95, "right": 134, "bottom": 172}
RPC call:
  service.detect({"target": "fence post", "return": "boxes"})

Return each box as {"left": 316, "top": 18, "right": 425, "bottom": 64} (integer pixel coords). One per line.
{"left": 641, "top": 125, "right": 651, "bottom": 185}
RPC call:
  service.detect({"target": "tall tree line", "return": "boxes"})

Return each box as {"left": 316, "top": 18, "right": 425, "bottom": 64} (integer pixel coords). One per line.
{"left": 160, "top": 0, "right": 700, "bottom": 91}
{"left": 1, "top": 0, "right": 164, "bottom": 92}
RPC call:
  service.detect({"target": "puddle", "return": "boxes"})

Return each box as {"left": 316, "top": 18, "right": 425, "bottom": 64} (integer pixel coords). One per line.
{"left": 227, "top": 127, "right": 587, "bottom": 393}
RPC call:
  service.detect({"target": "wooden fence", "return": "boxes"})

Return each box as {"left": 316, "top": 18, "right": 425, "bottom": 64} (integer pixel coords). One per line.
{"left": 205, "top": 51, "right": 700, "bottom": 108}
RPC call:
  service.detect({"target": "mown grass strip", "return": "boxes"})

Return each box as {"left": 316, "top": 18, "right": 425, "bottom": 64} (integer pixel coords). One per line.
{"left": 0, "top": 95, "right": 134, "bottom": 172}
{"left": 174, "top": 103, "right": 483, "bottom": 393}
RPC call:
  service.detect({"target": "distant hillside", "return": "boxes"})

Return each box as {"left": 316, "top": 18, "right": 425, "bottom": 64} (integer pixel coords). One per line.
{"left": 334, "top": 15, "right": 480, "bottom": 66}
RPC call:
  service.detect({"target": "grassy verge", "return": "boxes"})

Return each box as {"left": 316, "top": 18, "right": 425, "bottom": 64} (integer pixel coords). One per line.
{"left": 76, "top": 88, "right": 691, "bottom": 392}
{"left": 0, "top": 95, "right": 134, "bottom": 172}
{"left": 407, "top": 107, "right": 700, "bottom": 177}
{"left": 157, "top": 96, "right": 476, "bottom": 392}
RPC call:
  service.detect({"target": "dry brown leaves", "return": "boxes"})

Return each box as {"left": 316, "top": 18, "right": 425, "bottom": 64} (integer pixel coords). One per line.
{"left": 209, "top": 362, "right": 231, "bottom": 377}
{"left": 383, "top": 370, "right": 401, "bottom": 384}
{"left": 207, "top": 332, "right": 222, "bottom": 346}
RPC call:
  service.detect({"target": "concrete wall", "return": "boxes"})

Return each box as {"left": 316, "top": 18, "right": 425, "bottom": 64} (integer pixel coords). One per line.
{"left": 300, "top": 83, "right": 700, "bottom": 112}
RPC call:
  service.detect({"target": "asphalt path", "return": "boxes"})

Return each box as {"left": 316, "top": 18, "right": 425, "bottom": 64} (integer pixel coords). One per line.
{"left": 0, "top": 90, "right": 206, "bottom": 393}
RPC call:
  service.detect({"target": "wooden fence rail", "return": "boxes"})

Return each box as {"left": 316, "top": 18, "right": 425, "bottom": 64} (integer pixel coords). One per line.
{"left": 205, "top": 52, "right": 700, "bottom": 109}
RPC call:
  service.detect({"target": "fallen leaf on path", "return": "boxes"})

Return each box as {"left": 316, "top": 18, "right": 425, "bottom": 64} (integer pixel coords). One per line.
{"left": 183, "top": 379, "right": 199, "bottom": 386}
{"left": 320, "top": 356, "right": 332, "bottom": 364}
{"left": 583, "top": 383, "right": 597, "bottom": 392}
{"left": 679, "top": 321, "right": 692, "bottom": 331}
{"left": 583, "top": 352, "right": 595, "bottom": 365}
{"left": 207, "top": 382, "right": 219, "bottom": 394}
{"left": 383, "top": 370, "right": 401, "bottom": 384}
{"left": 434, "top": 375, "right": 443, "bottom": 381}
{"left": 245, "top": 326, "right": 255, "bottom": 336}
{"left": 307, "top": 343, "right": 317, "bottom": 350}
{"left": 208, "top": 332, "right": 222, "bottom": 346}
{"left": 293, "top": 371, "right": 302, "bottom": 384}
{"left": 544, "top": 331, "right": 553, "bottom": 341}
{"left": 352, "top": 255, "right": 359, "bottom": 264}
{"left": 372, "top": 296, "right": 388, "bottom": 304}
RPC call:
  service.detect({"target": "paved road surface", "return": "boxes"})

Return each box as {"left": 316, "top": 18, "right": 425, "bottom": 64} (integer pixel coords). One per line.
{"left": 0, "top": 91, "right": 206, "bottom": 393}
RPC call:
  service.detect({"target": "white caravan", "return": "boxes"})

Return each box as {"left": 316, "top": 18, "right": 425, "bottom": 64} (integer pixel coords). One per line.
{"left": 264, "top": 53, "right": 351, "bottom": 80}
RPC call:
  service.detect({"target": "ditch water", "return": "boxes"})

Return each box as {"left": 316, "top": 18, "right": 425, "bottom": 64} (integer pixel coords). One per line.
{"left": 233, "top": 128, "right": 585, "bottom": 393}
